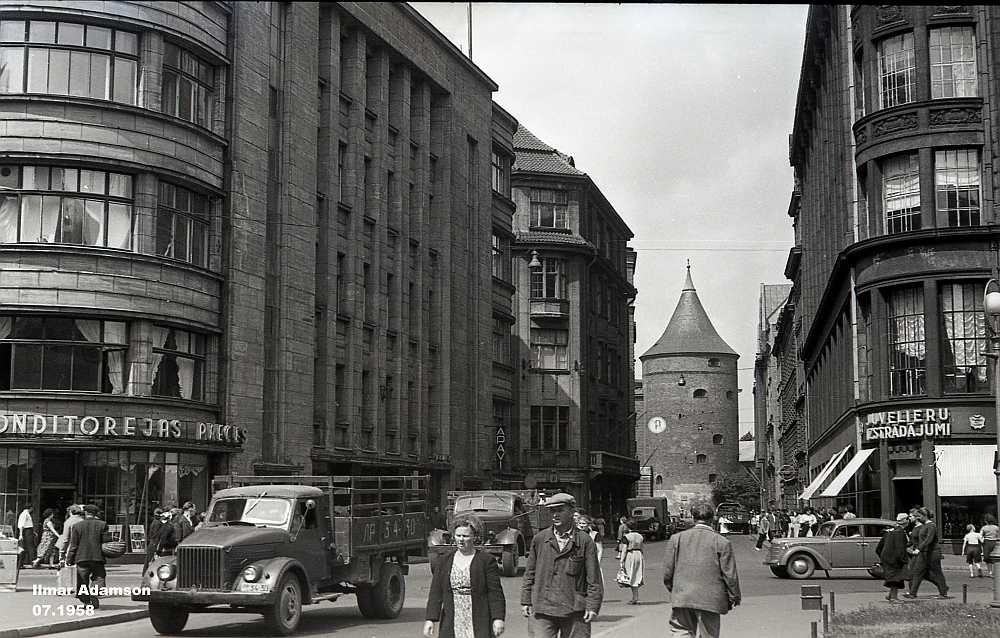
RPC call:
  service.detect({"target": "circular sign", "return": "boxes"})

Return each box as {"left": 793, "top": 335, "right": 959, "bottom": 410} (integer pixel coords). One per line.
{"left": 647, "top": 416, "right": 667, "bottom": 434}
{"left": 778, "top": 464, "right": 796, "bottom": 481}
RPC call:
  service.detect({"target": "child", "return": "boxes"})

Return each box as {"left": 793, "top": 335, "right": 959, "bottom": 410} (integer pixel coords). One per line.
{"left": 962, "top": 523, "right": 984, "bottom": 578}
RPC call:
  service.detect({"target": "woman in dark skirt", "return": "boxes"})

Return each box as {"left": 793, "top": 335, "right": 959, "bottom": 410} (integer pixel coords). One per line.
{"left": 876, "top": 513, "right": 912, "bottom": 603}
{"left": 981, "top": 514, "right": 1000, "bottom": 577}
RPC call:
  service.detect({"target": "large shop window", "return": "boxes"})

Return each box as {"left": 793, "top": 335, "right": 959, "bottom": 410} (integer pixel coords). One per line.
{"left": 157, "top": 182, "right": 209, "bottom": 267}
{"left": 162, "top": 42, "right": 215, "bottom": 128}
{"left": 930, "top": 26, "right": 977, "bottom": 99}
{"left": 530, "top": 328, "right": 569, "bottom": 370}
{"left": 151, "top": 326, "right": 205, "bottom": 401}
{"left": 882, "top": 153, "right": 921, "bottom": 235}
{"left": 940, "top": 282, "right": 987, "bottom": 393}
{"left": 81, "top": 450, "right": 208, "bottom": 527}
{"left": 887, "top": 286, "right": 926, "bottom": 397}
{"left": 530, "top": 258, "right": 565, "bottom": 299}
{"left": 529, "top": 189, "right": 568, "bottom": 229}
{"left": 0, "top": 316, "right": 127, "bottom": 393}
{"left": 0, "top": 448, "right": 34, "bottom": 526}
{"left": 0, "top": 166, "right": 133, "bottom": 248}
{"left": 0, "top": 20, "right": 137, "bottom": 103}
{"left": 935, "top": 149, "right": 981, "bottom": 227}
{"left": 530, "top": 405, "right": 569, "bottom": 451}
{"left": 878, "top": 32, "right": 915, "bottom": 109}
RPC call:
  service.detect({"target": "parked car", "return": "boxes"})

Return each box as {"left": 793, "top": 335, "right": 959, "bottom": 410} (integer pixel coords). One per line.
{"left": 762, "top": 517, "right": 897, "bottom": 579}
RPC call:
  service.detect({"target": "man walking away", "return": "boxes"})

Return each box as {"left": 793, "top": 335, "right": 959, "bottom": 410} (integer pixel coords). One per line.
{"left": 521, "top": 493, "right": 603, "bottom": 637}
{"left": 65, "top": 504, "right": 109, "bottom": 609}
{"left": 755, "top": 506, "right": 776, "bottom": 551}
{"left": 663, "top": 502, "right": 741, "bottom": 638}
{"left": 905, "top": 507, "right": 950, "bottom": 599}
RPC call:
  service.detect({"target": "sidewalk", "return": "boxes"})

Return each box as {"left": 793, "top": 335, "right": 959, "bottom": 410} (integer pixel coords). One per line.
{"left": 0, "top": 562, "right": 149, "bottom": 638}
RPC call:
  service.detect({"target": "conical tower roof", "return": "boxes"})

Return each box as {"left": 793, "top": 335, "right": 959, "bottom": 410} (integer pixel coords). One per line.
{"left": 641, "top": 264, "right": 737, "bottom": 359}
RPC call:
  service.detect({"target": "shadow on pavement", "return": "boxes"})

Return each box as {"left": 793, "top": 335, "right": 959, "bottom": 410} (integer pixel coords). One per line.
{"left": 170, "top": 607, "right": 426, "bottom": 637}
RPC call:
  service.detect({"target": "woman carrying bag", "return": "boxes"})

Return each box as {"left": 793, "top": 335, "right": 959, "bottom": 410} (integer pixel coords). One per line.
{"left": 617, "top": 518, "right": 644, "bottom": 605}
{"left": 876, "top": 514, "right": 912, "bottom": 603}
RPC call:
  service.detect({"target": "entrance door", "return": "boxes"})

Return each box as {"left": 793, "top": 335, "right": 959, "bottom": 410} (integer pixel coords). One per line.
{"left": 39, "top": 488, "right": 75, "bottom": 517}
{"left": 894, "top": 478, "right": 923, "bottom": 514}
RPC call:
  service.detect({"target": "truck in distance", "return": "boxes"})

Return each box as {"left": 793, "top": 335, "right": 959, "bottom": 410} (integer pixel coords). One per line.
{"left": 626, "top": 496, "right": 670, "bottom": 541}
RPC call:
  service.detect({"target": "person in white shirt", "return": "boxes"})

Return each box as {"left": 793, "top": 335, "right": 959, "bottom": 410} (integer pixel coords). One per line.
{"left": 962, "top": 524, "right": 985, "bottom": 578}
{"left": 788, "top": 510, "right": 800, "bottom": 538}
{"left": 17, "top": 505, "right": 36, "bottom": 567}
{"left": 796, "top": 510, "right": 811, "bottom": 537}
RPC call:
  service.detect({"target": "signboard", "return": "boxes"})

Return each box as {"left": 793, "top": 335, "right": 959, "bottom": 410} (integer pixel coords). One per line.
{"left": 0, "top": 413, "right": 246, "bottom": 447}
{"left": 864, "top": 407, "right": 951, "bottom": 442}
{"left": 496, "top": 427, "right": 506, "bottom": 462}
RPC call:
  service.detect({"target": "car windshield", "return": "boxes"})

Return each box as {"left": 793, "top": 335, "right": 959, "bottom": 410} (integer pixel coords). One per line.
{"left": 818, "top": 522, "right": 836, "bottom": 537}
{"left": 633, "top": 507, "right": 655, "bottom": 517}
{"left": 455, "top": 495, "right": 512, "bottom": 513}
{"left": 207, "top": 497, "right": 291, "bottom": 527}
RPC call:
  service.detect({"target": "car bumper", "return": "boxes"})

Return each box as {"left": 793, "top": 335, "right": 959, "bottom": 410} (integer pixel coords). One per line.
{"left": 138, "top": 590, "right": 275, "bottom": 606}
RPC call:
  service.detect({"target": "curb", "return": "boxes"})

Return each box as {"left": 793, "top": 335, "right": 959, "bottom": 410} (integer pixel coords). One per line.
{"left": 0, "top": 609, "right": 148, "bottom": 638}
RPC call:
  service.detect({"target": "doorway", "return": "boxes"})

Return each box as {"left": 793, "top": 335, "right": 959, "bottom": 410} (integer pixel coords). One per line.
{"left": 39, "top": 488, "right": 75, "bottom": 518}
{"left": 39, "top": 450, "right": 78, "bottom": 518}
{"left": 893, "top": 478, "right": 923, "bottom": 513}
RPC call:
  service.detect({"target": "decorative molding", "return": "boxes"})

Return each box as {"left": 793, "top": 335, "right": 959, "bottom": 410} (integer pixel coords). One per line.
{"left": 933, "top": 5, "right": 969, "bottom": 15}
{"left": 928, "top": 107, "right": 982, "bottom": 127}
{"left": 871, "top": 112, "right": 917, "bottom": 137}
{"left": 855, "top": 127, "right": 868, "bottom": 145}
{"left": 876, "top": 5, "right": 906, "bottom": 27}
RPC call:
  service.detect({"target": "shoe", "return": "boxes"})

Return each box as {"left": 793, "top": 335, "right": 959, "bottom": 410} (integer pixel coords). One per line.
{"left": 754, "top": 548, "right": 761, "bottom": 552}
{"left": 902, "top": 593, "right": 917, "bottom": 599}
{"left": 936, "top": 594, "right": 953, "bottom": 599}
{"left": 91, "top": 598, "right": 100, "bottom": 610}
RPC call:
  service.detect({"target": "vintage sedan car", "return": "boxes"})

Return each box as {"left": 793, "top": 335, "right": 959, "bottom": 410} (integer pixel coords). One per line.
{"left": 762, "top": 517, "right": 897, "bottom": 579}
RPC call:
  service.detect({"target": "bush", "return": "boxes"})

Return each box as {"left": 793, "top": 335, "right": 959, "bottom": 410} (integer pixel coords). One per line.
{"left": 829, "top": 603, "right": 1000, "bottom": 638}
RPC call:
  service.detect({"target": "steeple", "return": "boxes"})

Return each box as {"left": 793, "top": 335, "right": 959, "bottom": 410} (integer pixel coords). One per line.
{"left": 641, "top": 263, "right": 737, "bottom": 359}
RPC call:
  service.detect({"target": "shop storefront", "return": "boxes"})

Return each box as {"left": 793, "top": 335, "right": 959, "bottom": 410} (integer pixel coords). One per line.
{"left": 0, "top": 410, "right": 244, "bottom": 540}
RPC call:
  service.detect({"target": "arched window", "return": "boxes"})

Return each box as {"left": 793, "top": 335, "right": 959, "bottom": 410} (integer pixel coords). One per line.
{"left": 708, "top": 358, "right": 720, "bottom": 367}
{"left": 696, "top": 454, "right": 707, "bottom": 464}
{"left": 708, "top": 473, "right": 718, "bottom": 483}
{"left": 693, "top": 389, "right": 707, "bottom": 398}
{"left": 712, "top": 434, "right": 724, "bottom": 445}
{"left": 655, "top": 474, "right": 663, "bottom": 486}
{"left": 726, "top": 390, "right": 734, "bottom": 400}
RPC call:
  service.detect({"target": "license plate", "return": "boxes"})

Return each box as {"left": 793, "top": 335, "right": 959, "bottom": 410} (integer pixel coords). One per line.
{"left": 243, "top": 583, "right": 270, "bottom": 592}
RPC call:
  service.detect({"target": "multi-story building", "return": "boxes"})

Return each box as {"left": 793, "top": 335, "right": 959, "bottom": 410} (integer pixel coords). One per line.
{"left": 0, "top": 1, "right": 514, "bottom": 525}
{"left": 791, "top": 5, "right": 1000, "bottom": 540}
{"left": 637, "top": 266, "right": 741, "bottom": 516}
{"left": 511, "top": 125, "right": 638, "bottom": 522}
{"left": 753, "top": 282, "right": 792, "bottom": 506}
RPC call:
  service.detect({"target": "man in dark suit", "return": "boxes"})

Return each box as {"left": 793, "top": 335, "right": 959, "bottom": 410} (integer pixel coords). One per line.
{"left": 905, "top": 506, "right": 951, "bottom": 599}
{"left": 65, "top": 504, "right": 109, "bottom": 608}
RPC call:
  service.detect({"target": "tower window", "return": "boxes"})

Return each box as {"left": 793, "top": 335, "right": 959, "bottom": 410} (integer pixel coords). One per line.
{"left": 708, "top": 473, "right": 718, "bottom": 483}
{"left": 708, "top": 358, "right": 720, "bottom": 367}
{"left": 712, "top": 434, "right": 724, "bottom": 445}
{"left": 696, "top": 454, "right": 707, "bottom": 464}
{"left": 726, "top": 391, "right": 734, "bottom": 400}
{"left": 654, "top": 475, "right": 663, "bottom": 486}
{"left": 693, "top": 389, "right": 707, "bottom": 398}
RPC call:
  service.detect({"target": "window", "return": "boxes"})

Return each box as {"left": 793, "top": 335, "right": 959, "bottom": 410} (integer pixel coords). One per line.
{"left": 930, "top": 26, "right": 977, "bottom": 99}
{"left": 941, "top": 282, "right": 987, "bottom": 393}
{"left": 693, "top": 389, "right": 707, "bottom": 398}
{"left": 0, "top": 316, "right": 127, "bottom": 393}
{"left": 162, "top": 42, "right": 214, "bottom": 127}
{"left": 491, "top": 232, "right": 511, "bottom": 282}
{"left": 529, "top": 189, "right": 568, "bottom": 228}
{"left": 0, "top": 19, "right": 137, "bottom": 104}
{"left": 708, "top": 473, "right": 717, "bottom": 483}
{"left": 708, "top": 358, "right": 721, "bottom": 367}
{"left": 157, "top": 182, "right": 209, "bottom": 266}
{"left": 337, "top": 142, "right": 348, "bottom": 204}
{"left": 531, "top": 328, "right": 568, "bottom": 370}
{"left": 491, "top": 150, "right": 510, "bottom": 197}
{"left": 493, "top": 317, "right": 512, "bottom": 365}
{"left": 151, "top": 326, "right": 205, "bottom": 401}
{"left": 0, "top": 448, "right": 35, "bottom": 518}
{"left": 853, "top": 53, "right": 865, "bottom": 119}
{"left": 712, "top": 434, "right": 724, "bottom": 445}
{"left": 0, "top": 166, "right": 133, "bottom": 248}
{"left": 887, "top": 286, "right": 926, "bottom": 396}
{"left": 878, "top": 32, "right": 915, "bottom": 108}
{"left": 530, "top": 258, "right": 565, "bottom": 299}
{"left": 655, "top": 475, "right": 663, "bottom": 486}
{"left": 882, "top": 153, "right": 921, "bottom": 234}
{"left": 935, "top": 149, "right": 980, "bottom": 227}
{"left": 696, "top": 454, "right": 707, "bottom": 464}
{"left": 530, "top": 405, "right": 569, "bottom": 450}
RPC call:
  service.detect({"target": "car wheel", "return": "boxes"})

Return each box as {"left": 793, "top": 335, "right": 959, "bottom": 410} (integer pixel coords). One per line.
{"left": 770, "top": 566, "right": 789, "bottom": 579}
{"left": 501, "top": 549, "right": 517, "bottom": 577}
{"left": 263, "top": 573, "right": 303, "bottom": 636}
{"left": 149, "top": 603, "right": 188, "bottom": 635}
{"left": 787, "top": 553, "right": 816, "bottom": 579}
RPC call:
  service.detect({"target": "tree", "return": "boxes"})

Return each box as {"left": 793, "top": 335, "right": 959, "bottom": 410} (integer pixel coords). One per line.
{"left": 711, "top": 474, "right": 758, "bottom": 511}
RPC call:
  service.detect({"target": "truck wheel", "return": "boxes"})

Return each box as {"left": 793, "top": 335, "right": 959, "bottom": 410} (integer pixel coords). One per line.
{"left": 372, "top": 563, "right": 405, "bottom": 619}
{"left": 149, "top": 603, "right": 188, "bottom": 635}
{"left": 263, "top": 573, "right": 303, "bottom": 636}
{"left": 356, "top": 586, "right": 378, "bottom": 618}
{"left": 501, "top": 549, "right": 517, "bottom": 577}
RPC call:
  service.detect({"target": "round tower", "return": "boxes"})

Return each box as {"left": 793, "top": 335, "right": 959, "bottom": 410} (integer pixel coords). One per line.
{"left": 637, "top": 265, "right": 740, "bottom": 517}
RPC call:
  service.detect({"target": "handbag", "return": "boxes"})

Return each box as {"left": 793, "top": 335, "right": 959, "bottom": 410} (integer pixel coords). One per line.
{"left": 867, "top": 562, "right": 884, "bottom": 579}
{"left": 615, "top": 566, "right": 631, "bottom": 587}
{"left": 102, "top": 540, "right": 127, "bottom": 559}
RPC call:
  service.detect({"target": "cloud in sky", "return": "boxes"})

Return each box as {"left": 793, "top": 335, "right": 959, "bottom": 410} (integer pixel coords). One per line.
{"left": 410, "top": 3, "right": 809, "bottom": 434}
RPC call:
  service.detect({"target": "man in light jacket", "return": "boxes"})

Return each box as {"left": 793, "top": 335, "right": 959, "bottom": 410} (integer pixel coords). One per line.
{"left": 663, "top": 502, "right": 741, "bottom": 638}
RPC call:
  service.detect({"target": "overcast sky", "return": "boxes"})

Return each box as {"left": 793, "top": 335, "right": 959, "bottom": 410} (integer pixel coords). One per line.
{"left": 410, "top": 3, "right": 810, "bottom": 436}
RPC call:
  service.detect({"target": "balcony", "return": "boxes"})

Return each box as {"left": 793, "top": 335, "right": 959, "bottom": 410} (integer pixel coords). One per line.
{"left": 522, "top": 449, "right": 578, "bottom": 468}
{"left": 589, "top": 451, "right": 640, "bottom": 479}
{"left": 529, "top": 299, "right": 569, "bottom": 318}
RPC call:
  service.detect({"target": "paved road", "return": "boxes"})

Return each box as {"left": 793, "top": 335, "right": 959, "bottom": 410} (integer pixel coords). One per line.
{"left": 65, "top": 534, "right": 993, "bottom": 638}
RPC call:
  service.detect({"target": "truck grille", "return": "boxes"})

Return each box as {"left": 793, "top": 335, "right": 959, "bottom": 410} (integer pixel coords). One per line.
{"left": 177, "top": 546, "right": 225, "bottom": 590}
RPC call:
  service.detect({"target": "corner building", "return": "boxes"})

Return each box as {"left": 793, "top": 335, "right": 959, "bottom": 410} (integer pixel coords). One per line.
{"left": 0, "top": 2, "right": 512, "bottom": 528}
{"left": 791, "top": 5, "right": 1000, "bottom": 543}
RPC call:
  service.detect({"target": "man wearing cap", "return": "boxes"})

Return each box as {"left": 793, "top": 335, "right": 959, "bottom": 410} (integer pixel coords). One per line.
{"left": 66, "top": 504, "right": 110, "bottom": 609}
{"left": 521, "top": 492, "right": 603, "bottom": 637}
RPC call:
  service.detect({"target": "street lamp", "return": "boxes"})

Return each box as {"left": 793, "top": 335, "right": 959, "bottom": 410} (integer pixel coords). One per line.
{"left": 983, "top": 278, "right": 1000, "bottom": 608}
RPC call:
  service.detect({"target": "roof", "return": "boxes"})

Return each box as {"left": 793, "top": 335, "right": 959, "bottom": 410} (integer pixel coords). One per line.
{"left": 513, "top": 125, "right": 587, "bottom": 177}
{"left": 761, "top": 284, "right": 792, "bottom": 325}
{"left": 739, "top": 431, "right": 754, "bottom": 442}
{"left": 515, "top": 230, "right": 596, "bottom": 249}
{"left": 213, "top": 485, "right": 325, "bottom": 499}
{"left": 641, "top": 265, "right": 737, "bottom": 358}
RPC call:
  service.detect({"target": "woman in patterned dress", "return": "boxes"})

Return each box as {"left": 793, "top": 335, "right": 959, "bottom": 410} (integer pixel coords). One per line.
{"left": 424, "top": 514, "right": 506, "bottom": 638}
{"left": 32, "top": 509, "right": 60, "bottom": 568}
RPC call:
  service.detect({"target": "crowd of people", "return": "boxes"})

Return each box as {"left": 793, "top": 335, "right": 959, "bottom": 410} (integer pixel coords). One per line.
{"left": 748, "top": 504, "right": 857, "bottom": 541}
{"left": 424, "top": 493, "right": 741, "bottom": 638}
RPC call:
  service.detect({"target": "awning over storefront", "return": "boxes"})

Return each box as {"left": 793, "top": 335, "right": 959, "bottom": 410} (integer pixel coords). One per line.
{"left": 798, "top": 445, "right": 850, "bottom": 500}
{"left": 935, "top": 444, "right": 998, "bottom": 497}
{"left": 819, "top": 448, "right": 876, "bottom": 498}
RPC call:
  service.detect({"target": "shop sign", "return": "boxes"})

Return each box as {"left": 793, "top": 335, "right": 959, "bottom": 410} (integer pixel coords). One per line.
{"left": 864, "top": 408, "right": 951, "bottom": 442}
{"left": 0, "top": 412, "right": 246, "bottom": 447}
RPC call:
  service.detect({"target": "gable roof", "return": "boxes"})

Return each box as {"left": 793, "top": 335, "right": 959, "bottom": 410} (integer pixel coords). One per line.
{"left": 513, "top": 124, "right": 587, "bottom": 177}
{"left": 641, "top": 266, "right": 738, "bottom": 359}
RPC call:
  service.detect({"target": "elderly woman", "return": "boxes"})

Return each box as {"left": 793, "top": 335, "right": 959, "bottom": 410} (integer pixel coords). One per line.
{"left": 424, "top": 514, "right": 505, "bottom": 638}
{"left": 876, "top": 513, "right": 912, "bottom": 603}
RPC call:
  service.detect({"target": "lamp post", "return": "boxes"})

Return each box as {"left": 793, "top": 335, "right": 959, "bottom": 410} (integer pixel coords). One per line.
{"left": 983, "top": 279, "right": 1000, "bottom": 608}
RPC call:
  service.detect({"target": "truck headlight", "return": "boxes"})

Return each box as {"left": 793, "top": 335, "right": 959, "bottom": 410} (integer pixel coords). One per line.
{"left": 243, "top": 565, "right": 262, "bottom": 582}
{"left": 156, "top": 564, "right": 177, "bottom": 582}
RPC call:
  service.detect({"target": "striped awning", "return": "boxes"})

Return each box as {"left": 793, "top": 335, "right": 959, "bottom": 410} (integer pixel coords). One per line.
{"left": 798, "top": 445, "right": 850, "bottom": 500}
{"left": 934, "top": 445, "right": 998, "bottom": 497}
{"left": 819, "top": 448, "right": 876, "bottom": 497}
